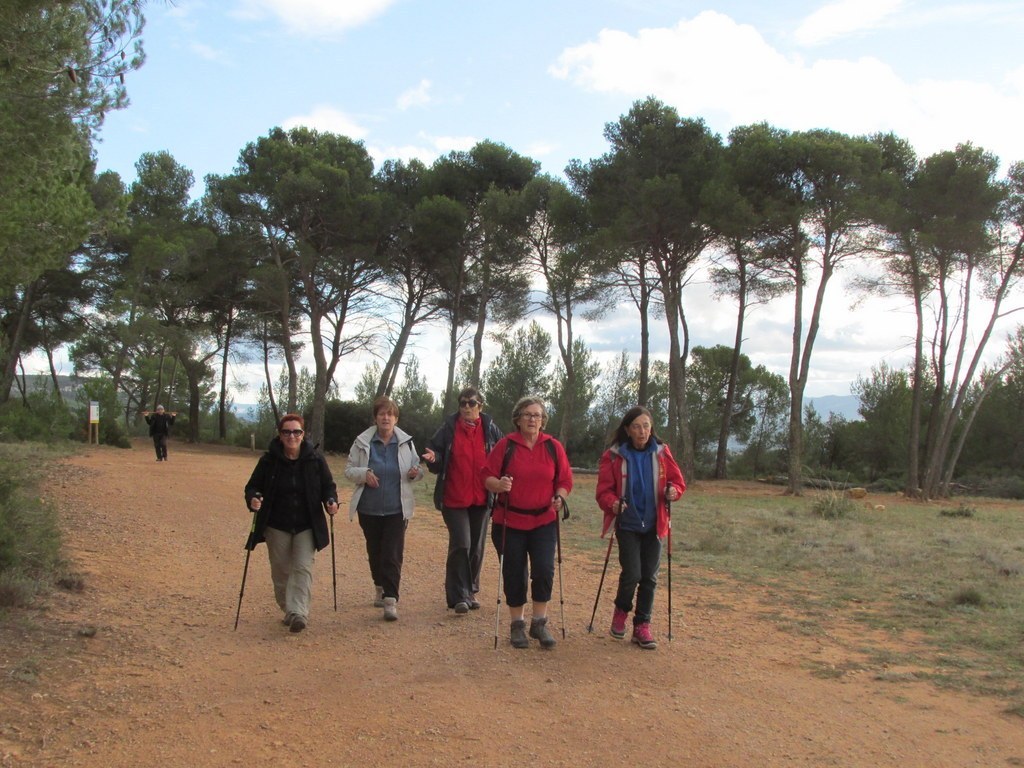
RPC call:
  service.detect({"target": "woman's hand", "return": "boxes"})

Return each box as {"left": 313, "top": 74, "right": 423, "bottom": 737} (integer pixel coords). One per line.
{"left": 666, "top": 485, "right": 680, "bottom": 502}
{"left": 365, "top": 469, "right": 380, "bottom": 488}
{"left": 325, "top": 498, "right": 339, "bottom": 516}
{"left": 407, "top": 464, "right": 421, "bottom": 480}
{"left": 249, "top": 494, "right": 262, "bottom": 512}
{"left": 421, "top": 448, "right": 436, "bottom": 463}
{"left": 496, "top": 475, "right": 513, "bottom": 494}
{"left": 613, "top": 499, "right": 626, "bottom": 515}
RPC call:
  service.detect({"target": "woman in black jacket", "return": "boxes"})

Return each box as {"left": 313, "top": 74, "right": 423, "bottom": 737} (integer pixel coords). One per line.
{"left": 422, "top": 387, "right": 503, "bottom": 614}
{"left": 243, "top": 413, "right": 338, "bottom": 633}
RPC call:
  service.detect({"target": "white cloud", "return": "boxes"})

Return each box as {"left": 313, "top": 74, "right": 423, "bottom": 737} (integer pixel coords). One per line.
{"left": 397, "top": 79, "right": 433, "bottom": 110}
{"left": 366, "top": 133, "right": 478, "bottom": 167}
{"left": 190, "top": 42, "right": 225, "bottom": 62}
{"left": 523, "top": 140, "right": 557, "bottom": 160}
{"left": 234, "top": 0, "right": 396, "bottom": 36}
{"left": 550, "top": 10, "right": 1024, "bottom": 167}
{"left": 794, "top": 0, "right": 905, "bottom": 46}
{"left": 281, "top": 106, "right": 369, "bottom": 139}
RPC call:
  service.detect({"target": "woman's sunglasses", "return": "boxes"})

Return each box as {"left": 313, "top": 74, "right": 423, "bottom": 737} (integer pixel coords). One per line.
{"left": 459, "top": 399, "right": 480, "bottom": 408}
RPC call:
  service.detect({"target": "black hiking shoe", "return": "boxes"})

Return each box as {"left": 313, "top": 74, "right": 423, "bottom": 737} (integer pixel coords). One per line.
{"left": 510, "top": 619, "right": 529, "bottom": 648}
{"left": 529, "top": 617, "right": 556, "bottom": 649}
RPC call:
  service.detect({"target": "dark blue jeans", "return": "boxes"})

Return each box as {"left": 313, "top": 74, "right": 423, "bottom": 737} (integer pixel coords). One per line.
{"left": 491, "top": 521, "right": 556, "bottom": 608}
{"left": 441, "top": 505, "right": 490, "bottom": 607}
{"left": 614, "top": 528, "right": 662, "bottom": 624}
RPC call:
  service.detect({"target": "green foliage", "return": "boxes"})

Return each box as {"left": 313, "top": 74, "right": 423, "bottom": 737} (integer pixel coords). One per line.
{"left": 482, "top": 321, "right": 552, "bottom": 433}
{"left": 0, "top": 444, "right": 66, "bottom": 607}
{"left": 0, "top": 389, "right": 80, "bottom": 442}
{"left": 77, "top": 377, "right": 130, "bottom": 448}
{"left": 322, "top": 400, "right": 370, "bottom": 453}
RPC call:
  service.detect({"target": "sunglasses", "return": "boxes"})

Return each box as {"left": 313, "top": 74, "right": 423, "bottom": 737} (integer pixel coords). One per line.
{"left": 279, "top": 429, "right": 304, "bottom": 437}
{"left": 459, "top": 399, "right": 481, "bottom": 408}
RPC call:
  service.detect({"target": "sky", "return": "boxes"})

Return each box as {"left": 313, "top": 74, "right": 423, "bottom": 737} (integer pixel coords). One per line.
{"left": 78, "top": 0, "right": 1024, "bottom": 404}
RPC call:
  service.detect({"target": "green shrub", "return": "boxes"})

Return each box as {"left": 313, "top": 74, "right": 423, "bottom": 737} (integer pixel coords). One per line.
{"left": 940, "top": 503, "right": 976, "bottom": 518}
{"left": 951, "top": 587, "right": 985, "bottom": 607}
{"left": 0, "top": 447, "right": 65, "bottom": 606}
{"left": 0, "top": 391, "right": 79, "bottom": 443}
{"left": 811, "top": 490, "right": 856, "bottom": 519}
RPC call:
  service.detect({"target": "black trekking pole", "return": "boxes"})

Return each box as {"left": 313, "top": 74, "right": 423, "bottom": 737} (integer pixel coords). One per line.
{"left": 493, "top": 492, "right": 510, "bottom": 650}
{"left": 554, "top": 495, "right": 569, "bottom": 640}
{"left": 328, "top": 498, "right": 338, "bottom": 611}
{"left": 587, "top": 502, "right": 620, "bottom": 633}
{"left": 667, "top": 496, "right": 673, "bottom": 642}
{"left": 234, "top": 493, "right": 261, "bottom": 631}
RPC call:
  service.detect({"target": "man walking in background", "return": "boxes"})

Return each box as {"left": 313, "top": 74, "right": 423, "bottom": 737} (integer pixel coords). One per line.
{"left": 143, "top": 405, "right": 177, "bottom": 461}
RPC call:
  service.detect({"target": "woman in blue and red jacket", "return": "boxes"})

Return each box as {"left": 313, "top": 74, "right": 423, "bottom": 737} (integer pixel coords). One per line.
{"left": 595, "top": 406, "right": 685, "bottom": 650}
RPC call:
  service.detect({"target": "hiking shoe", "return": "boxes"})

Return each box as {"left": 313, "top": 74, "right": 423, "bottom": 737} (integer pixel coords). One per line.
{"left": 631, "top": 622, "right": 657, "bottom": 650}
{"left": 529, "top": 616, "right": 556, "bottom": 649}
{"left": 373, "top": 585, "right": 385, "bottom": 608}
{"left": 383, "top": 597, "right": 398, "bottom": 621}
{"left": 289, "top": 616, "right": 307, "bottom": 633}
{"left": 610, "top": 607, "right": 629, "bottom": 639}
{"left": 468, "top": 599, "right": 481, "bottom": 610}
{"left": 510, "top": 619, "right": 529, "bottom": 649}
{"left": 454, "top": 601, "right": 470, "bottom": 614}
{"left": 282, "top": 613, "right": 295, "bottom": 627}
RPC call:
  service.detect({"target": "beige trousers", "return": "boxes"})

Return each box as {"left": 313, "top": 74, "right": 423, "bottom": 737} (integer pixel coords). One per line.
{"left": 263, "top": 527, "right": 316, "bottom": 621}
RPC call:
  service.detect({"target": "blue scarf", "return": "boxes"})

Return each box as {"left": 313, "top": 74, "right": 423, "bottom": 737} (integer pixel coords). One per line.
{"left": 621, "top": 440, "right": 657, "bottom": 532}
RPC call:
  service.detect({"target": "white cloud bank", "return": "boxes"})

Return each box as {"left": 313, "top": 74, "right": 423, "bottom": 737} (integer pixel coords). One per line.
{"left": 550, "top": 10, "right": 1024, "bottom": 166}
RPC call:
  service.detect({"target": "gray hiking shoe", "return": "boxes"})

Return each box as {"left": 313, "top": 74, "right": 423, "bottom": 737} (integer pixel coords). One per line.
{"left": 529, "top": 616, "right": 556, "bottom": 648}
{"left": 373, "top": 585, "right": 385, "bottom": 608}
{"left": 510, "top": 619, "right": 529, "bottom": 649}
{"left": 383, "top": 596, "right": 398, "bottom": 621}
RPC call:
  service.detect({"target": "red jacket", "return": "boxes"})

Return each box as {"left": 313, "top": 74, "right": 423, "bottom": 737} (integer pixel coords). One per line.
{"left": 595, "top": 441, "right": 685, "bottom": 539}
{"left": 481, "top": 432, "right": 573, "bottom": 531}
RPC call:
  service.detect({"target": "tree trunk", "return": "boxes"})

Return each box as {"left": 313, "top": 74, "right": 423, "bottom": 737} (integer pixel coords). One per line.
{"left": 0, "top": 282, "right": 35, "bottom": 405}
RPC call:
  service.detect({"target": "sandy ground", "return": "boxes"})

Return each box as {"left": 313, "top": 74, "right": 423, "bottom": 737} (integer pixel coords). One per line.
{"left": 1, "top": 438, "right": 1023, "bottom": 767}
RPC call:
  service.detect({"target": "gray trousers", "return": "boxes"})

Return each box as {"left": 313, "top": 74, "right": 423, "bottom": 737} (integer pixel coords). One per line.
{"left": 440, "top": 505, "right": 489, "bottom": 607}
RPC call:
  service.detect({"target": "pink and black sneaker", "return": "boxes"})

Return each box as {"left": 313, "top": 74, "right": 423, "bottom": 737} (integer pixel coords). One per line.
{"left": 631, "top": 621, "right": 657, "bottom": 650}
{"left": 610, "top": 607, "right": 628, "bottom": 639}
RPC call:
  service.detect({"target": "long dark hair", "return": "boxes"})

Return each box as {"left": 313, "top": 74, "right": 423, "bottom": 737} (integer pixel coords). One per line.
{"left": 607, "top": 406, "right": 658, "bottom": 448}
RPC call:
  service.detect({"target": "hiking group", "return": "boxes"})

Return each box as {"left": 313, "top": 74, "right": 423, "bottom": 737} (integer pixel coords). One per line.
{"left": 240, "top": 390, "right": 686, "bottom": 650}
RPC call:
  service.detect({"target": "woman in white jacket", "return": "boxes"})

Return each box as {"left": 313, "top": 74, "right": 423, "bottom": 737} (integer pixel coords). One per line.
{"left": 346, "top": 396, "right": 424, "bottom": 621}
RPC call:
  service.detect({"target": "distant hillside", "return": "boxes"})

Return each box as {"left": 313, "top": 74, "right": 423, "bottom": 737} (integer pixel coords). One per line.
{"left": 8, "top": 374, "right": 83, "bottom": 401}
{"left": 806, "top": 394, "right": 861, "bottom": 421}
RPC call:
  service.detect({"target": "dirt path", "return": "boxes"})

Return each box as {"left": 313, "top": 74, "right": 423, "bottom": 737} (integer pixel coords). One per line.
{"left": 2, "top": 440, "right": 1023, "bottom": 767}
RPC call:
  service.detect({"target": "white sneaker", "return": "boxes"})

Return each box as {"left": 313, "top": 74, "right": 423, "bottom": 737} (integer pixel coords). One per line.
{"left": 383, "top": 597, "right": 398, "bottom": 621}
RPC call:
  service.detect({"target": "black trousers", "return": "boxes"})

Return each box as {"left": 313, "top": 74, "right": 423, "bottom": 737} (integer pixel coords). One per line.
{"left": 357, "top": 512, "right": 407, "bottom": 600}
{"left": 152, "top": 434, "right": 168, "bottom": 460}
{"left": 614, "top": 528, "right": 662, "bottom": 624}
{"left": 491, "top": 521, "right": 556, "bottom": 608}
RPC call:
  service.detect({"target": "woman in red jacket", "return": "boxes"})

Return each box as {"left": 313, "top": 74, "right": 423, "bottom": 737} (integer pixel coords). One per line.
{"left": 595, "top": 406, "right": 685, "bottom": 650}
{"left": 482, "top": 396, "right": 573, "bottom": 649}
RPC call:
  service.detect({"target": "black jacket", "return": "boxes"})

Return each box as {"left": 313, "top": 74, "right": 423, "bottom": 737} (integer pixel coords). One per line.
{"left": 424, "top": 412, "right": 503, "bottom": 512}
{"left": 145, "top": 412, "right": 175, "bottom": 437}
{"left": 243, "top": 438, "right": 337, "bottom": 552}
